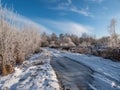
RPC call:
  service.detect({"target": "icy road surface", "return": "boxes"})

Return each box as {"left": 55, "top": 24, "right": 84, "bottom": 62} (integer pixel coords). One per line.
{"left": 48, "top": 48, "right": 120, "bottom": 90}
{"left": 51, "top": 55, "right": 93, "bottom": 90}
{"left": 0, "top": 49, "right": 60, "bottom": 90}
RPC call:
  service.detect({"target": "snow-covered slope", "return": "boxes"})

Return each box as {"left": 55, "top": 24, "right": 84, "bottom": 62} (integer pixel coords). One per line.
{"left": 0, "top": 49, "right": 60, "bottom": 90}
{"left": 48, "top": 48, "right": 120, "bottom": 90}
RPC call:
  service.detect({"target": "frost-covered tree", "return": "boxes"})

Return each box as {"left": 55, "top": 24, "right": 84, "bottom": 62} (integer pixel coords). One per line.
{"left": 60, "top": 36, "right": 75, "bottom": 47}
{"left": 108, "top": 18, "right": 118, "bottom": 48}
{"left": 97, "top": 36, "right": 109, "bottom": 46}
{"left": 80, "top": 33, "right": 95, "bottom": 47}
{"left": 41, "top": 32, "right": 49, "bottom": 47}
{"left": 51, "top": 33, "right": 57, "bottom": 41}
{"left": 70, "top": 34, "right": 79, "bottom": 46}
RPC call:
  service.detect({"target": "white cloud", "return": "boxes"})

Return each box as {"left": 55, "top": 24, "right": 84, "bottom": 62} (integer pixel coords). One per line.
{"left": 14, "top": 16, "right": 52, "bottom": 34}
{"left": 50, "top": 1, "right": 93, "bottom": 17}
{"left": 4, "top": 9, "right": 52, "bottom": 34}
{"left": 91, "top": 0, "right": 104, "bottom": 3}
{"left": 103, "top": 7, "right": 108, "bottom": 10}
{"left": 70, "top": 6, "right": 93, "bottom": 17}
{"left": 41, "top": 19, "right": 94, "bottom": 36}
{"left": 4, "top": 9, "right": 94, "bottom": 36}
{"left": 67, "top": 0, "right": 72, "bottom": 4}
{"left": 38, "top": 24, "right": 53, "bottom": 34}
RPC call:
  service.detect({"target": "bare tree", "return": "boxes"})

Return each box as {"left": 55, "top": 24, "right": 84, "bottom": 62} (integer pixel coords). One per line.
{"left": 108, "top": 18, "right": 118, "bottom": 48}
{"left": 41, "top": 32, "right": 49, "bottom": 47}
{"left": 51, "top": 33, "right": 57, "bottom": 41}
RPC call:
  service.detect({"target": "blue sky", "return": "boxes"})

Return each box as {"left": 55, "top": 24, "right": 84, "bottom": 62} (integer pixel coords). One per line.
{"left": 2, "top": 0, "right": 120, "bottom": 38}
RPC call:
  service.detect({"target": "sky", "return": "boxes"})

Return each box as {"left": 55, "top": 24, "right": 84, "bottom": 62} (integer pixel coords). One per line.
{"left": 1, "top": 0, "right": 120, "bottom": 38}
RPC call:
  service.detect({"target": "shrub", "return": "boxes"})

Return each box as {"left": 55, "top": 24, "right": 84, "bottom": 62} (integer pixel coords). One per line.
{"left": 0, "top": 3, "right": 41, "bottom": 75}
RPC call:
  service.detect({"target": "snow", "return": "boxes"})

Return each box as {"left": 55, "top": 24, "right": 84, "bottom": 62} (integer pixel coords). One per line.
{"left": 1, "top": 48, "right": 120, "bottom": 90}
{"left": 62, "top": 52, "right": 120, "bottom": 90}
{"left": 47, "top": 48, "right": 120, "bottom": 90}
{"left": 1, "top": 67, "right": 22, "bottom": 88}
{"left": 0, "top": 49, "right": 60, "bottom": 90}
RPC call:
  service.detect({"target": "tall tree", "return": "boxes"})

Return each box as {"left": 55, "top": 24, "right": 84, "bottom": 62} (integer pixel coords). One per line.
{"left": 41, "top": 32, "right": 49, "bottom": 47}
{"left": 51, "top": 33, "right": 57, "bottom": 41}
{"left": 108, "top": 18, "right": 118, "bottom": 48}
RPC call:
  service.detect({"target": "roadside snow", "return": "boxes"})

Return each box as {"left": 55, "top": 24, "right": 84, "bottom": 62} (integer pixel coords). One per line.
{"left": 0, "top": 49, "right": 60, "bottom": 90}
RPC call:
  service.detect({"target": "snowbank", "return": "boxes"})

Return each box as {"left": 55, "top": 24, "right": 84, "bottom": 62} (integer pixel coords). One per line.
{"left": 0, "top": 49, "right": 60, "bottom": 90}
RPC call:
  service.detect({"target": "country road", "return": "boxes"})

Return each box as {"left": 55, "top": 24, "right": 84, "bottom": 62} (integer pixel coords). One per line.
{"left": 48, "top": 48, "right": 120, "bottom": 90}
{"left": 51, "top": 55, "right": 93, "bottom": 90}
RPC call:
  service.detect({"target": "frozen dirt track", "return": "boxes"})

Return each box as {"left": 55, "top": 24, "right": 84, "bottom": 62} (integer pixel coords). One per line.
{"left": 51, "top": 56, "right": 93, "bottom": 90}
{"left": 48, "top": 48, "right": 120, "bottom": 90}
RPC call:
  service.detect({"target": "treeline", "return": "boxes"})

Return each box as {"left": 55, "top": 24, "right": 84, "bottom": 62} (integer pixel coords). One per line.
{"left": 41, "top": 18, "right": 120, "bottom": 48}
{"left": 41, "top": 32, "right": 120, "bottom": 61}
{"left": 41, "top": 32, "right": 96, "bottom": 47}
{"left": 41, "top": 32, "right": 113, "bottom": 48}
{"left": 0, "top": 4, "right": 41, "bottom": 75}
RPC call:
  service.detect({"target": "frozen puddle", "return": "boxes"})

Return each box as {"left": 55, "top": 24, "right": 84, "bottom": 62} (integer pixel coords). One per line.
{"left": 0, "top": 49, "right": 60, "bottom": 90}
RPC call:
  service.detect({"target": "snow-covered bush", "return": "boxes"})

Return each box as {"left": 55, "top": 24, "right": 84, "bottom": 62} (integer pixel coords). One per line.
{"left": 60, "top": 36, "right": 76, "bottom": 47}
{"left": 0, "top": 3, "right": 41, "bottom": 75}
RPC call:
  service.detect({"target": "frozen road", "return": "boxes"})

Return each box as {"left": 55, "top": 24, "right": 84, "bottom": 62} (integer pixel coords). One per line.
{"left": 48, "top": 48, "right": 120, "bottom": 90}
{"left": 51, "top": 55, "right": 93, "bottom": 90}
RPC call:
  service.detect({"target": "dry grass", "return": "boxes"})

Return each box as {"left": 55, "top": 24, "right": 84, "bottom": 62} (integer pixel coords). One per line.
{"left": 0, "top": 3, "right": 41, "bottom": 75}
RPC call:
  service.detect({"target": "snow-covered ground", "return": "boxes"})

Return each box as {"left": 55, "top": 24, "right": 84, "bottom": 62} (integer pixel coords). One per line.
{"left": 47, "top": 48, "right": 120, "bottom": 90}
{"left": 0, "top": 49, "right": 60, "bottom": 90}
